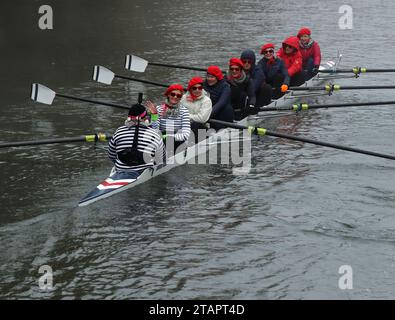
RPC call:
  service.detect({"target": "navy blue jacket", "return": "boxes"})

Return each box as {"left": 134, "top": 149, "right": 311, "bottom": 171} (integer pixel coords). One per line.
{"left": 257, "top": 57, "right": 290, "bottom": 86}
{"left": 203, "top": 79, "right": 234, "bottom": 123}
{"left": 240, "top": 49, "right": 265, "bottom": 94}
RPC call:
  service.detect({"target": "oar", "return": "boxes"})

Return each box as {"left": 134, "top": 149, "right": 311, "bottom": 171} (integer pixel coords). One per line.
{"left": 208, "top": 119, "right": 395, "bottom": 161}
{"left": 260, "top": 100, "right": 395, "bottom": 112}
{"left": 289, "top": 84, "right": 395, "bottom": 92}
{"left": 93, "top": 65, "right": 172, "bottom": 89}
{"left": 320, "top": 67, "right": 395, "bottom": 74}
{"left": 124, "top": 54, "right": 208, "bottom": 72}
{"left": 30, "top": 83, "right": 129, "bottom": 110}
{"left": 0, "top": 133, "right": 110, "bottom": 149}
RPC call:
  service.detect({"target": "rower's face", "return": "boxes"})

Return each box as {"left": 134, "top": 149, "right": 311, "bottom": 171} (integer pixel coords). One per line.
{"left": 230, "top": 66, "right": 242, "bottom": 77}
{"left": 168, "top": 90, "right": 183, "bottom": 105}
{"left": 190, "top": 84, "right": 203, "bottom": 97}
{"left": 300, "top": 34, "right": 310, "bottom": 43}
{"left": 263, "top": 48, "right": 274, "bottom": 58}
{"left": 206, "top": 74, "right": 218, "bottom": 86}
{"left": 242, "top": 59, "right": 252, "bottom": 71}
{"left": 284, "top": 45, "right": 294, "bottom": 54}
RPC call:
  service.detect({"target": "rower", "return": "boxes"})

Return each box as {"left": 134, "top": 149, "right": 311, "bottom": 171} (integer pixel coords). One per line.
{"left": 256, "top": 43, "right": 290, "bottom": 104}
{"left": 240, "top": 49, "right": 266, "bottom": 108}
{"left": 108, "top": 102, "right": 165, "bottom": 172}
{"left": 297, "top": 27, "right": 322, "bottom": 81}
{"left": 277, "top": 36, "right": 304, "bottom": 86}
{"left": 203, "top": 65, "right": 234, "bottom": 130}
{"left": 181, "top": 76, "right": 212, "bottom": 142}
{"left": 146, "top": 84, "right": 191, "bottom": 153}
{"left": 226, "top": 57, "right": 257, "bottom": 119}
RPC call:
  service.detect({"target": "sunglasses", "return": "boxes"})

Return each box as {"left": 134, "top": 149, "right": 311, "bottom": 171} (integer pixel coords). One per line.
{"left": 263, "top": 49, "right": 274, "bottom": 54}
{"left": 242, "top": 59, "right": 252, "bottom": 64}
{"left": 230, "top": 67, "right": 241, "bottom": 72}
{"left": 191, "top": 85, "right": 203, "bottom": 91}
{"left": 169, "top": 92, "right": 183, "bottom": 99}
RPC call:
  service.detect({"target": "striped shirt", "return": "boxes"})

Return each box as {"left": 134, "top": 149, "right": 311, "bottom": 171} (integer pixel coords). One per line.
{"left": 151, "top": 103, "right": 191, "bottom": 142}
{"left": 108, "top": 124, "right": 165, "bottom": 171}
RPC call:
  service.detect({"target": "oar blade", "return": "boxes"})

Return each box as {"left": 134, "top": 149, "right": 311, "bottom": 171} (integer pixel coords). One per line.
{"left": 31, "top": 83, "right": 56, "bottom": 105}
{"left": 125, "top": 54, "right": 148, "bottom": 72}
{"left": 92, "top": 65, "right": 115, "bottom": 85}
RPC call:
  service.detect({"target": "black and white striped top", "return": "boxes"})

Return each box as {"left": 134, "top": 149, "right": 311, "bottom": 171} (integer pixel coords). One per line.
{"left": 151, "top": 104, "right": 191, "bottom": 142}
{"left": 108, "top": 124, "right": 165, "bottom": 171}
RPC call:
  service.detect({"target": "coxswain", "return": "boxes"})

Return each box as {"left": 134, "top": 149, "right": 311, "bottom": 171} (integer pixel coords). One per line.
{"left": 181, "top": 76, "right": 212, "bottom": 142}
{"left": 277, "top": 36, "right": 304, "bottom": 86}
{"left": 256, "top": 43, "right": 290, "bottom": 104}
{"left": 297, "top": 27, "right": 322, "bottom": 80}
{"left": 108, "top": 102, "right": 165, "bottom": 172}
{"left": 203, "top": 65, "right": 234, "bottom": 130}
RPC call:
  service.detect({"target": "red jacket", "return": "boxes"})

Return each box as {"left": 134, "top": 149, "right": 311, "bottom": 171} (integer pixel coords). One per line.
{"left": 277, "top": 36, "right": 302, "bottom": 77}
{"left": 299, "top": 41, "right": 321, "bottom": 67}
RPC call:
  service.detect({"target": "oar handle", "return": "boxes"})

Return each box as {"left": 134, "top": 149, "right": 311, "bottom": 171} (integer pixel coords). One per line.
{"left": 56, "top": 93, "right": 129, "bottom": 110}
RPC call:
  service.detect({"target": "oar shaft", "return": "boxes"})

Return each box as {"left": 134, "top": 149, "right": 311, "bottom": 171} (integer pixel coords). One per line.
{"left": 0, "top": 134, "right": 111, "bottom": 149}
{"left": 320, "top": 68, "right": 395, "bottom": 73}
{"left": 260, "top": 100, "right": 395, "bottom": 112}
{"left": 306, "top": 100, "right": 395, "bottom": 109}
{"left": 208, "top": 119, "right": 395, "bottom": 161}
{"left": 289, "top": 85, "right": 395, "bottom": 91}
{"left": 56, "top": 93, "right": 129, "bottom": 110}
{"left": 264, "top": 130, "right": 395, "bottom": 161}
{"left": 336, "top": 85, "right": 395, "bottom": 90}
{"left": 362, "top": 69, "right": 395, "bottom": 72}
{"left": 114, "top": 74, "right": 170, "bottom": 88}
{"left": 148, "top": 62, "right": 207, "bottom": 72}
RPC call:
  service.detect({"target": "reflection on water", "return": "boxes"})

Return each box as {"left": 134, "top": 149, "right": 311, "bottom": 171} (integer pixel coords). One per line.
{"left": 1, "top": 0, "right": 395, "bottom": 299}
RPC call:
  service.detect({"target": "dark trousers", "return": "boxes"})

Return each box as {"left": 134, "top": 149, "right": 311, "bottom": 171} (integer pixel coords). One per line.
{"left": 290, "top": 72, "right": 306, "bottom": 87}
{"left": 162, "top": 133, "right": 187, "bottom": 156}
{"left": 256, "top": 73, "right": 286, "bottom": 106}
{"left": 191, "top": 121, "right": 208, "bottom": 143}
{"left": 231, "top": 86, "right": 249, "bottom": 120}
{"left": 303, "top": 57, "right": 318, "bottom": 82}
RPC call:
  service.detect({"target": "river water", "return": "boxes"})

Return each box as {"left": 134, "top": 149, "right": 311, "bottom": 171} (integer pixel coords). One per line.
{"left": 1, "top": 0, "right": 395, "bottom": 299}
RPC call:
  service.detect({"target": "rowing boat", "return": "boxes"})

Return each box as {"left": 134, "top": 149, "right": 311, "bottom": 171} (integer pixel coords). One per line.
{"left": 78, "top": 58, "right": 341, "bottom": 206}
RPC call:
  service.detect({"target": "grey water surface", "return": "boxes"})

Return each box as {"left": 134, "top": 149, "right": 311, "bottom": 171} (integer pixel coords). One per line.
{"left": 0, "top": 0, "right": 395, "bottom": 299}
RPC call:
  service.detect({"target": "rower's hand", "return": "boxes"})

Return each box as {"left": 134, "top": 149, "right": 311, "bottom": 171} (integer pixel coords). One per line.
{"left": 249, "top": 104, "right": 255, "bottom": 109}
{"left": 312, "top": 65, "right": 319, "bottom": 74}
{"left": 145, "top": 100, "right": 157, "bottom": 114}
{"left": 281, "top": 84, "right": 288, "bottom": 93}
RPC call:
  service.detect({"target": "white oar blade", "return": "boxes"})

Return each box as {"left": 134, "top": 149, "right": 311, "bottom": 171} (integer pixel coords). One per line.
{"left": 125, "top": 54, "right": 148, "bottom": 72}
{"left": 31, "top": 83, "right": 56, "bottom": 105}
{"left": 92, "top": 65, "right": 115, "bottom": 85}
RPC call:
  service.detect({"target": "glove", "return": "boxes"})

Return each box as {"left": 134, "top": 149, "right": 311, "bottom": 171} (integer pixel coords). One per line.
{"left": 150, "top": 113, "right": 159, "bottom": 122}
{"left": 312, "top": 65, "right": 319, "bottom": 74}
{"left": 281, "top": 84, "right": 288, "bottom": 93}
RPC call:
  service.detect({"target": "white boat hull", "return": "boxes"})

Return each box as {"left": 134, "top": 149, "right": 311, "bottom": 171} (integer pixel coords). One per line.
{"left": 78, "top": 60, "right": 338, "bottom": 207}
